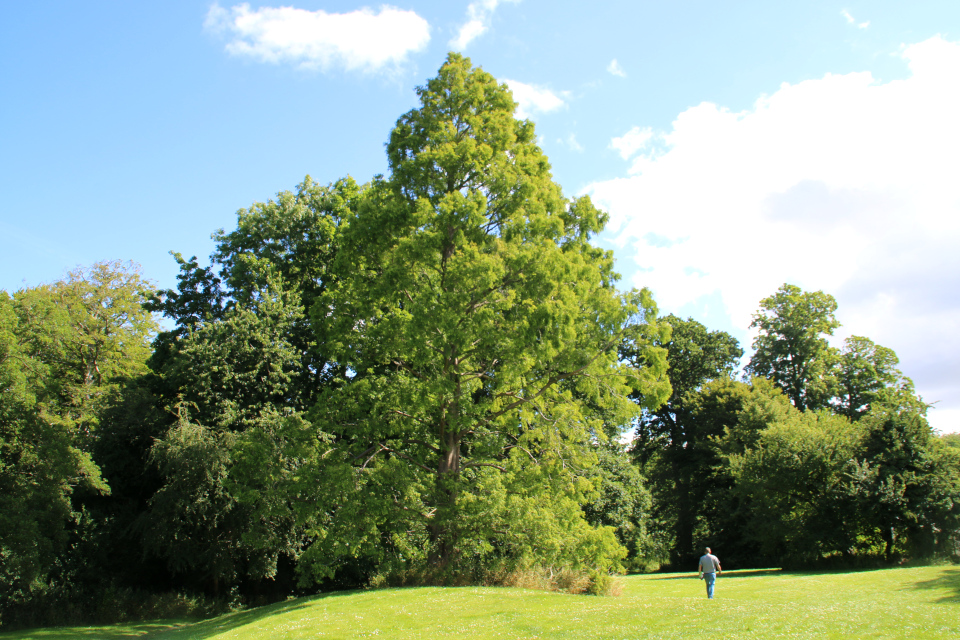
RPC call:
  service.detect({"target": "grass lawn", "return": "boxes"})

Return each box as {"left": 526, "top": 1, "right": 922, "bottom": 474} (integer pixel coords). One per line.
{"left": 4, "top": 565, "right": 959, "bottom": 639}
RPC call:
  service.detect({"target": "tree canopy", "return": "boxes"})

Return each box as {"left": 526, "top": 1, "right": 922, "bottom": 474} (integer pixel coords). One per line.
{"left": 631, "top": 315, "right": 742, "bottom": 565}
{"left": 746, "top": 283, "right": 840, "bottom": 411}
{"left": 0, "top": 261, "right": 156, "bottom": 613}
{"left": 307, "top": 52, "right": 670, "bottom": 578}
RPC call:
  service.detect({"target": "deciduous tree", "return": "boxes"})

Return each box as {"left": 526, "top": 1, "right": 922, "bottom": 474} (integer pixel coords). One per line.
{"left": 631, "top": 315, "right": 741, "bottom": 567}
{"left": 834, "top": 336, "right": 908, "bottom": 420}
{"left": 309, "top": 53, "right": 669, "bottom": 578}
{"left": 726, "top": 409, "right": 863, "bottom": 565}
{"left": 0, "top": 262, "right": 156, "bottom": 611}
{"left": 143, "top": 286, "right": 309, "bottom": 593}
{"left": 849, "top": 404, "right": 959, "bottom": 560}
{"left": 746, "top": 283, "right": 840, "bottom": 411}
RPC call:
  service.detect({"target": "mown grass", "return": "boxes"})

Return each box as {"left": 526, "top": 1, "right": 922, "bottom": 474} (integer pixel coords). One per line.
{"left": 4, "top": 565, "right": 959, "bottom": 639}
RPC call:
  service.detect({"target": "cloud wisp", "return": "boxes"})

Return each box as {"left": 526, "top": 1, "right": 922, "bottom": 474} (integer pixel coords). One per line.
{"left": 450, "top": 0, "right": 519, "bottom": 50}
{"left": 205, "top": 3, "right": 430, "bottom": 72}
{"left": 503, "top": 79, "right": 566, "bottom": 119}
{"left": 586, "top": 36, "right": 960, "bottom": 431}
{"left": 841, "top": 8, "right": 870, "bottom": 29}
{"left": 607, "top": 59, "right": 627, "bottom": 77}
{"left": 610, "top": 126, "right": 655, "bottom": 160}
{"left": 562, "top": 133, "right": 584, "bottom": 152}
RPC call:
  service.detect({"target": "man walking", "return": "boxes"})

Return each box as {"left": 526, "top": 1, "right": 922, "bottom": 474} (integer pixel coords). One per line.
{"left": 697, "top": 547, "right": 722, "bottom": 599}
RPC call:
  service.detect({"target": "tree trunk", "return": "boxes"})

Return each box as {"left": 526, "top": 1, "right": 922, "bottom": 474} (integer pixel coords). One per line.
{"left": 428, "top": 426, "right": 461, "bottom": 569}
{"left": 883, "top": 526, "right": 895, "bottom": 562}
{"left": 671, "top": 437, "right": 695, "bottom": 568}
{"left": 674, "top": 482, "right": 694, "bottom": 568}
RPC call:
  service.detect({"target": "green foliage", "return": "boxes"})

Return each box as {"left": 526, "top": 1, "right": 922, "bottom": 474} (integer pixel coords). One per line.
{"left": 703, "top": 376, "right": 960, "bottom": 567}
{"left": 126, "top": 54, "right": 671, "bottom": 598}
{"left": 632, "top": 315, "right": 741, "bottom": 459}
{"left": 143, "top": 287, "right": 310, "bottom": 591}
{"left": 581, "top": 446, "right": 661, "bottom": 571}
{"left": 941, "top": 433, "right": 960, "bottom": 450}
{"left": 212, "top": 176, "right": 359, "bottom": 402}
{"left": 631, "top": 316, "right": 741, "bottom": 566}
{"left": 681, "top": 377, "right": 792, "bottom": 566}
{"left": 307, "top": 53, "right": 668, "bottom": 579}
{"left": 834, "top": 335, "right": 909, "bottom": 420}
{"left": 1, "top": 292, "right": 71, "bottom": 604}
{"left": 746, "top": 283, "right": 840, "bottom": 411}
{"left": 849, "top": 405, "right": 960, "bottom": 560}
{"left": 689, "top": 283, "right": 960, "bottom": 567}
{"left": 144, "top": 412, "right": 240, "bottom": 586}
{"left": 161, "top": 286, "right": 305, "bottom": 428}
{"left": 726, "top": 409, "right": 864, "bottom": 564}
{"left": 708, "top": 376, "right": 795, "bottom": 458}
{"left": 144, "top": 253, "right": 226, "bottom": 338}
{"left": 140, "top": 177, "right": 360, "bottom": 594}
{"left": 13, "top": 261, "right": 157, "bottom": 434}
{"left": 147, "top": 177, "right": 358, "bottom": 395}
{"left": 212, "top": 176, "right": 355, "bottom": 310}
{"left": 0, "top": 262, "right": 156, "bottom": 615}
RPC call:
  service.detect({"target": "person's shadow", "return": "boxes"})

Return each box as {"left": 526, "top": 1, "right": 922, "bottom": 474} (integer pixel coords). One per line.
{"left": 646, "top": 568, "right": 781, "bottom": 581}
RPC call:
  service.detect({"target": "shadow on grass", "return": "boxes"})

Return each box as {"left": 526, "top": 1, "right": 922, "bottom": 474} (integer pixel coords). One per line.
{"left": 644, "top": 569, "right": 783, "bottom": 581}
{"left": 643, "top": 565, "right": 907, "bottom": 582}
{"left": 147, "top": 590, "right": 362, "bottom": 639}
{"left": 906, "top": 567, "right": 960, "bottom": 604}
{"left": 0, "top": 622, "right": 187, "bottom": 639}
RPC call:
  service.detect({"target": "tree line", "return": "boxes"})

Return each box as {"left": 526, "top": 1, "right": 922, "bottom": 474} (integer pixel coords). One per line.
{"left": 2, "top": 54, "right": 958, "bottom": 627}
{"left": 636, "top": 290, "right": 959, "bottom": 572}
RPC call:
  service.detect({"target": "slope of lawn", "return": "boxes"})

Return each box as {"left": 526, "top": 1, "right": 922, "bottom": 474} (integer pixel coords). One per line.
{"left": 4, "top": 565, "right": 959, "bottom": 639}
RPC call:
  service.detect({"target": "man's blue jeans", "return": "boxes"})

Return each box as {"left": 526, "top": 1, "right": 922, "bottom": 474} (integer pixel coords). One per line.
{"left": 704, "top": 572, "right": 716, "bottom": 599}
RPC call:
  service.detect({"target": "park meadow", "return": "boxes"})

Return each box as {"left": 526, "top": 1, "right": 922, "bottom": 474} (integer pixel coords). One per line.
{"left": 4, "top": 565, "right": 959, "bottom": 639}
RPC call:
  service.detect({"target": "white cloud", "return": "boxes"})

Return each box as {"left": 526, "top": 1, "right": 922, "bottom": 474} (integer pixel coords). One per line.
{"left": 562, "top": 133, "right": 584, "bottom": 152}
{"left": 204, "top": 3, "right": 430, "bottom": 72}
{"left": 504, "top": 79, "right": 566, "bottom": 119}
{"left": 607, "top": 59, "right": 626, "bottom": 77}
{"left": 841, "top": 9, "right": 869, "bottom": 29}
{"left": 586, "top": 35, "right": 960, "bottom": 432}
{"left": 610, "top": 126, "right": 654, "bottom": 160}
{"left": 450, "top": 0, "right": 519, "bottom": 50}
{"left": 451, "top": 19, "right": 486, "bottom": 50}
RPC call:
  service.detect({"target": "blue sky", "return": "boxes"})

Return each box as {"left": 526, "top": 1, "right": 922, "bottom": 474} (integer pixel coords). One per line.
{"left": 2, "top": 1, "right": 959, "bottom": 432}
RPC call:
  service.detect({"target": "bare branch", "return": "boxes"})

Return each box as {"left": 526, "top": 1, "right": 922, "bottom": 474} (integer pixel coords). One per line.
{"left": 379, "top": 445, "right": 435, "bottom": 475}
{"left": 463, "top": 461, "right": 507, "bottom": 472}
